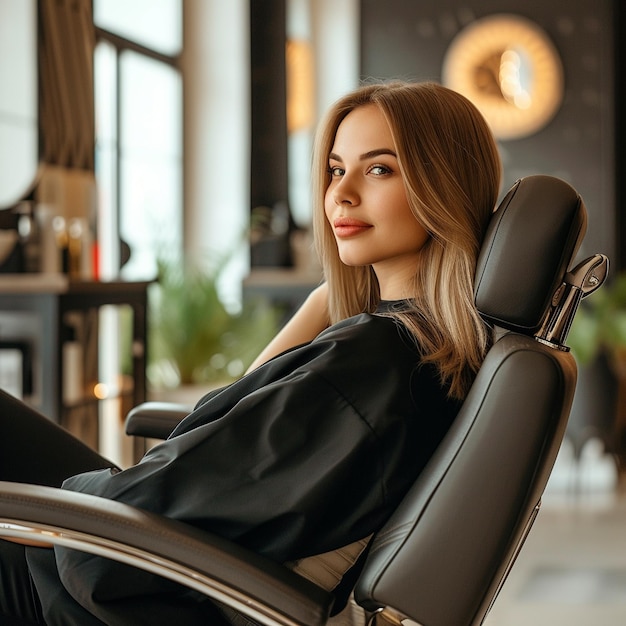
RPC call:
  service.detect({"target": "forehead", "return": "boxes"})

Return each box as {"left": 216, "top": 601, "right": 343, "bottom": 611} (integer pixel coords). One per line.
{"left": 331, "top": 104, "right": 395, "bottom": 153}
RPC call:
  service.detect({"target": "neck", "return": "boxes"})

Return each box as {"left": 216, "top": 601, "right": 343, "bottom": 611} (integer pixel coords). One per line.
{"left": 374, "top": 264, "right": 416, "bottom": 300}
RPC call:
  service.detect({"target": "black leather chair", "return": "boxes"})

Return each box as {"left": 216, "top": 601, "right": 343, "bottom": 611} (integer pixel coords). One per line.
{"left": 0, "top": 175, "right": 609, "bottom": 626}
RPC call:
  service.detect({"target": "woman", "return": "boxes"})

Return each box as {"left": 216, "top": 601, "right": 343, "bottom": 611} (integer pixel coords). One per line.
{"left": 0, "top": 81, "right": 502, "bottom": 624}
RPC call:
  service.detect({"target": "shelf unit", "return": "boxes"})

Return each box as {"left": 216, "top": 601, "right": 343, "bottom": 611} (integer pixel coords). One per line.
{"left": 0, "top": 275, "right": 150, "bottom": 451}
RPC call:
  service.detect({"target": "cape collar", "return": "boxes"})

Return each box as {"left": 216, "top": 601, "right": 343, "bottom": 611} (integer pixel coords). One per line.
{"left": 375, "top": 299, "right": 412, "bottom": 314}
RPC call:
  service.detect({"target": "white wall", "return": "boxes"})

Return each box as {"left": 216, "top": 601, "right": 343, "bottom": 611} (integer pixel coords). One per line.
{"left": 311, "top": 0, "right": 360, "bottom": 118}
{"left": 182, "top": 0, "right": 359, "bottom": 299}
{"left": 288, "top": 0, "right": 360, "bottom": 226}
{"left": 0, "top": 0, "right": 38, "bottom": 208}
{"left": 182, "top": 0, "right": 250, "bottom": 307}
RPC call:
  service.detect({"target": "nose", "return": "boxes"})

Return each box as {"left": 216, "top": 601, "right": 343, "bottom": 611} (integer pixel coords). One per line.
{"left": 331, "top": 173, "right": 359, "bottom": 207}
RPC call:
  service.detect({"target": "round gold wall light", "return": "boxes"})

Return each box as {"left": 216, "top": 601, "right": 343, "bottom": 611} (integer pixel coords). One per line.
{"left": 442, "top": 14, "right": 564, "bottom": 140}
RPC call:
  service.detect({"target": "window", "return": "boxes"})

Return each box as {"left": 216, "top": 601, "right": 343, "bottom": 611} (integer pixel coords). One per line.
{"left": 93, "top": 0, "right": 182, "bottom": 56}
{"left": 93, "top": 1, "right": 183, "bottom": 280}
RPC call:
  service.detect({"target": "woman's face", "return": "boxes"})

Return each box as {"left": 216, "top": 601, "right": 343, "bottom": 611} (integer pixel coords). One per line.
{"left": 325, "top": 104, "right": 429, "bottom": 299}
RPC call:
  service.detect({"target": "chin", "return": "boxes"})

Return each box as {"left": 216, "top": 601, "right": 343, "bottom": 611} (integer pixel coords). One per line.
{"left": 339, "top": 255, "right": 371, "bottom": 268}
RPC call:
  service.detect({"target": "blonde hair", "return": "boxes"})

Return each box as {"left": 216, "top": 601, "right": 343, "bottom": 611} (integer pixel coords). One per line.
{"left": 312, "top": 81, "right": 502, "bottom": 399}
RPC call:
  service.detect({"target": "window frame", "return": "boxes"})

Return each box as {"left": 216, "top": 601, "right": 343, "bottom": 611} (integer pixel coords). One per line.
{"left": 93, "top": 20, "right": 184, "bottom": 279}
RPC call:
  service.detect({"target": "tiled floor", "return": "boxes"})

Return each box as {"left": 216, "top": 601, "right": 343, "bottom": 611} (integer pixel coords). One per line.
{"left": 483, "top": 438, "right": 626, "bottom": 626}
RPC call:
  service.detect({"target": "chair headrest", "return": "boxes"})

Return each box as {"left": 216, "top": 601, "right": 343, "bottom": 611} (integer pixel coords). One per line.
{"left": 474, "top": 175, "right": 587, "bottom": 334}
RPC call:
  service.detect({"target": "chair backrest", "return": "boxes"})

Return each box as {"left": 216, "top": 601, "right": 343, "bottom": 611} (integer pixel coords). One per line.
{"left": 354, "top": 175, "right": 603, "bottom": 626}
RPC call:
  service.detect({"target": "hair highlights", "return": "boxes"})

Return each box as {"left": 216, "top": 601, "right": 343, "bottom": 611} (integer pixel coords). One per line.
{"left": 312, "top": 81, "right": 502, "bottom": 398}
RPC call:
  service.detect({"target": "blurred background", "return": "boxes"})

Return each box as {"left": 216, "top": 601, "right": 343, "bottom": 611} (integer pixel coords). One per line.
{"left": 0, "top": 1, "right": 625, "bottom": 623}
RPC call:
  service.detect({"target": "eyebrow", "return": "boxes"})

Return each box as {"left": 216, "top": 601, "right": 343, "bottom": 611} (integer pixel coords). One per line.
{"left": 328, "top": 148, "right": 397, "bottom": 161}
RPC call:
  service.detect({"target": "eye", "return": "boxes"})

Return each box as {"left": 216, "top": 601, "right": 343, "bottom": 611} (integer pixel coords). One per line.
{"left": 369, "top": 164, "right": 392, "bottom": 176}
{"left": 328, "top": 165, "right": 344, "bottom": 177}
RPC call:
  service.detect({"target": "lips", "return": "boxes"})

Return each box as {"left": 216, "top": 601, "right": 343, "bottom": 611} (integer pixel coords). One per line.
{"left": 333, "top": 217, "right": 372, "bottom": 238}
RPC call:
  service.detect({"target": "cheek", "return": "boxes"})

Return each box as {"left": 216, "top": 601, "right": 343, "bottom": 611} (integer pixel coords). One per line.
{"left": 406, "top": 212, "right": 429, "bottom": 242}
{"left": 394, "top": 202, "right": 429, "bottom": 249}
{"left": 414, "top": 225, "right": 430, "bottom": 252}
{"left": 324, "top": 188, "right": 334, "bottom": 220}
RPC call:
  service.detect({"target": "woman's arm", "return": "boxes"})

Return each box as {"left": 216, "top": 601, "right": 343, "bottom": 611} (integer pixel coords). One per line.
{"left": 246, "top": 283, "right": 329, "bottom": 372}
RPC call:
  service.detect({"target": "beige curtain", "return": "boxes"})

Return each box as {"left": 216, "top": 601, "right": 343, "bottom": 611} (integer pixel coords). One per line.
{"left": 38, "top": 0, "right": 95, "bottom": 171}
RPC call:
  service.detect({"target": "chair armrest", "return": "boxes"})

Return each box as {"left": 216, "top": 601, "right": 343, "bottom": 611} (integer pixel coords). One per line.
{"left": 125, "top": 402, "right": 192, "bottom": 439}
{"left": 0, "top": 481, "right": 332, "bottom": 626}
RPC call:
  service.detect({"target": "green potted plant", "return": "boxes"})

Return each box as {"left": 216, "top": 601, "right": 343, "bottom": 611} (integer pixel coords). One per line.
{"left": 148, "top": 255, "right": 279, "bottom": 391}
{"left": 568, "top": 271, "right": 626, "bottom": 373}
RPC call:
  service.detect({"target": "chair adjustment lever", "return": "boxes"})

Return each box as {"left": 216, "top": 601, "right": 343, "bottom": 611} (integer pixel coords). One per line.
{"left": 536, "top": 253, "right": 609, "bottom": 350}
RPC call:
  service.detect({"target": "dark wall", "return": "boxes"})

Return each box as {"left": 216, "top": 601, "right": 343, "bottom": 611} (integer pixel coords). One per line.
{"left": 360, "top": 0, "right": 617, "bottom": 268}
{"left": 250, "top": 0, "right": 288, "bottom": 211}
{"left": 250, "top": 0, "right": 303, "bottom": 267}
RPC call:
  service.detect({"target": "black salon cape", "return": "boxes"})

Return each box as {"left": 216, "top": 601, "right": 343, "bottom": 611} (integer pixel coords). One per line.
{"left": 27, "top": 310, "right": 461, "bottom": 624}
